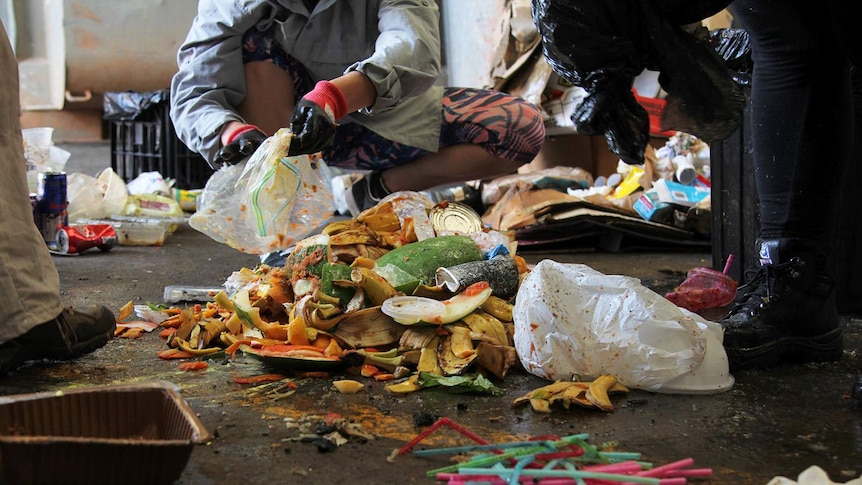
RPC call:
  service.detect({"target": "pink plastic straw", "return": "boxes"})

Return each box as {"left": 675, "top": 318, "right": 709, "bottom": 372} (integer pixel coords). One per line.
{"left": 636, "top": 458, "right": 695, "bottom": 477}
{"left": 661, "top": 468, "right": 714, "bottom": 477}
{"left": 582, "top": 461, "right": 644, "bottom": 474}
{"left": 722, "top": 254, "right": 735, "bottom": 275}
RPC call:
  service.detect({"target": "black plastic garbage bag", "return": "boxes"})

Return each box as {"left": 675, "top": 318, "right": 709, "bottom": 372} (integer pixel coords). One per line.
{"left": 532, "top": 0, "right": 744, "bottom": 165}
{"left": 710, "top": 28, "right": 753, "bottom": 87}
{"left": 103, "top": 89, "right": 169, "bottom": 121}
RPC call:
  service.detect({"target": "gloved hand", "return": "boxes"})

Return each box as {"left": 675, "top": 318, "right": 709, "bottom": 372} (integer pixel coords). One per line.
{"left": 288, "top": 80, "right": 347, "bottom": 156}
{"left": 215, "top": 124, "right": 267, "bottom": 167}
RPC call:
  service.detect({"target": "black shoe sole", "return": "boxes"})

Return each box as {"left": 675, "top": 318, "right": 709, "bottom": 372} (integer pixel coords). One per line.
{"left": 0, "top": 329, "right": 113, "bottom": 375}
{"left": 726, "top": 328, "right": 844, "bottom": 371}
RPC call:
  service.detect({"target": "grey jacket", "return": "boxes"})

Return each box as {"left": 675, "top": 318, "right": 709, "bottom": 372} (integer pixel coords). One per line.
{"left": 170, "top": 0, "right": 444, "bottom": 165}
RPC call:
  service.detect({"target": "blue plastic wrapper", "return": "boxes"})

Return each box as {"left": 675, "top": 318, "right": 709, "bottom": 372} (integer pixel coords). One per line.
{"left": 485, "top": 244, "right": 510, "bottom": 260}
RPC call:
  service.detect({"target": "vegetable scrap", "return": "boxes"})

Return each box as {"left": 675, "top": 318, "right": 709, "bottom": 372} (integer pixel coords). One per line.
{"left": 113, "top": 301, "right": 161, "bottom": 338}
{"left": 393, "top": 417, "right": 712, "bottom": 484}
{"left": 284, "top": 412, "right": 376, "bottom": 453}
{"left": 230, "top": 375, "right": 299, "bottom": 401}
{"left": 177, "top": 361, "right": 208, "bottom": 372}
{"left": 153, "top": 193, "right": 527, "bottom": 392}
{"left": 512, "top": 375, "right": 629, "bottom": 413}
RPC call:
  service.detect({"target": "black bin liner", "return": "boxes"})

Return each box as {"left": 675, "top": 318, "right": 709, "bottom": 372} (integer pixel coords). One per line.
{"left": 103, "top": 90, "right": 169, "bottom": 121}
{"left": 531, "top": 0, "right": 745, "bottom": 165}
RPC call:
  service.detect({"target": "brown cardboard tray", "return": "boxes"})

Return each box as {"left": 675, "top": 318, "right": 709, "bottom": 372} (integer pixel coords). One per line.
{"left": 0, "top": 380, "right": 211, "bottom": 485}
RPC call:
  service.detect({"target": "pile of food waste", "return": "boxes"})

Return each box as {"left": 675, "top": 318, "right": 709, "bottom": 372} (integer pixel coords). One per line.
{"left": 158, "top": 192, "right": 530, "bottom": 394}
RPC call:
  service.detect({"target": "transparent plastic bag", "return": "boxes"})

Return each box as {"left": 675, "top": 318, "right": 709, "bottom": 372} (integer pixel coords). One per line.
{"left": 190, "top": 128, "right": 334, "bottom": 254}
{"left": 513, "top": 260, "right": 733, "bottom": 394}
{"left": 67, "top": 173, "right": 108, "bottom": 222}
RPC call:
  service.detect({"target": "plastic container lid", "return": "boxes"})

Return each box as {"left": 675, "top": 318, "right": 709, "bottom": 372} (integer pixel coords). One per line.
{"left": 381, "top": 295, "right": 446, "bottom": 325}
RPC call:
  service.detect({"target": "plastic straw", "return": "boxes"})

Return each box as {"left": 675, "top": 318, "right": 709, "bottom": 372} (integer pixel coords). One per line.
{"left": 581, "top": 461, "right": 644, "bottom": 474}
{"left": 636, "top": 458, "right": 694, "bottom": 477}
{"left": 456, "top": 467, "right": 663, "bottom": 484}
{"left": 427, "top": 436, "right": 584, "bottom": 477}
{"left": 396, "top": 417, "right": 490, "bottom": 456}
{"left": 723, "top": 253, "right": 735, "bottom": 274}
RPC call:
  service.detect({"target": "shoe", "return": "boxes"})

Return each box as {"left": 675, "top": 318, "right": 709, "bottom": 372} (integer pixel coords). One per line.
{"left": 719, "top": 238, "right": 843, "bottom": 371}
{"left": 331, "top": 172, "right": 381, "bottom": 217}
{"left": 0, "top": 304, "right": 116, "bottom": 374}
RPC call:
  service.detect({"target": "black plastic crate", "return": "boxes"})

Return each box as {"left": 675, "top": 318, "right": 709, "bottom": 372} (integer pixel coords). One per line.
{"left": 106, "top": 90, "right": 212, "bottom": 190}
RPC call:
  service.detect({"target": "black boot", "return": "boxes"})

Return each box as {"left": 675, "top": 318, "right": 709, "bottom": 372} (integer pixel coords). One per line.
{"left": 719, "top": 238, "right": 843, "bottom": 370}
{"left": 0, "top": 304, "right": 116, "bottom": 374}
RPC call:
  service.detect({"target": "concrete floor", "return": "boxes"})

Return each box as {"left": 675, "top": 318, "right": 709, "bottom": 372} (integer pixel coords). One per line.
{"left": 2, "top": 142, "right": 860, "bottom": 485}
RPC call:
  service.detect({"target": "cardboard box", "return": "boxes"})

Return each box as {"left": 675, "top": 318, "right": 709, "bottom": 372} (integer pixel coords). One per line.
{"left": 633, "top": 179, "right": 710, "bottom": 221}
{"left": 652, "top": 179, "right": 710, "bottom": 207}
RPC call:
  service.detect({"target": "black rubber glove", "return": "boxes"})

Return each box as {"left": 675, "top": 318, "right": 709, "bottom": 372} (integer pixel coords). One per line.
{"left": 287, "top": 98, "right": 337, "bottom": 157}
{"left": 214, "top": 126, "right": 267, "bottom": 167}
{"left": 287, "top": 80, "right": 347, "bottom": 157}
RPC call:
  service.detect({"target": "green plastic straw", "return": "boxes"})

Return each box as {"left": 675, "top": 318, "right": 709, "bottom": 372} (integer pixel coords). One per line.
{"left": 425, "top": 435, "right": 584, "bottom": 477}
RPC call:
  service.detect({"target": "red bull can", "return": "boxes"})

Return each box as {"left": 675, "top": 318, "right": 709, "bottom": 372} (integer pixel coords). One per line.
{"left": 35, "top": 172, "right": 68, "bottom": 251}
{"left": 55, "top": 224, "right": 118, "bottom": 255}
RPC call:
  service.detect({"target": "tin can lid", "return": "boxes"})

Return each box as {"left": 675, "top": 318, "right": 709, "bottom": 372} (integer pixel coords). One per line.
{"left": 429, "top": 202, "right": 483, "bottom": 235}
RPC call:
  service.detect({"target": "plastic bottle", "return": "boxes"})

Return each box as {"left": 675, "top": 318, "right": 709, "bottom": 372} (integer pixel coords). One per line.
{"left": 26, "top": 163, "right": 39, "bottom": 195}
{"left": 420, "top": 182, "right": 483, "bottom": 212}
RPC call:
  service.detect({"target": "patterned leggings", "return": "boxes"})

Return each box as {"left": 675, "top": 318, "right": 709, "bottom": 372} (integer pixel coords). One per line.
{"left": 242, "top": 29, "right": 545, "bottom": 171}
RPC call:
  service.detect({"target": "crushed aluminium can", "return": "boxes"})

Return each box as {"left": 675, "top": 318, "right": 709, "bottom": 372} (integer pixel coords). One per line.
{"left": 53, "top": 224, "right": 118, "bottom": 255}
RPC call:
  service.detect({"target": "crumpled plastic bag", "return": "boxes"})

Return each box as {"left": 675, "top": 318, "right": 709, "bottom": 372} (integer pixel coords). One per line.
{"left": 66, "top": 168, "right": 129, "bottom": 222}
{"left": 513, "top": 260, "right": 733, "bottom": 393}
{"left": 767, "top": 466, "right": 862, "bottom": 485}
{"left": 189, "top": 128, "right": 334, "bottom": 255}
{"left": 96, "top": 168, "right": 129, "bottom": 217}
{"left": 126, "top": 171, "right": 173, "bottom": 197}
{"left": 103, "top": 90, "right": 168, "bottom": 121}
{"left": 531, "top": 0, "right": 744, "bottom": 165}
{"left": 67, "top": 173, "right": 108, "bottom": 222}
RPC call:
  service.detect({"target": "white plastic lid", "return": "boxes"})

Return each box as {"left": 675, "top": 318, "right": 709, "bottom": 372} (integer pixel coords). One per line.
{"left": 381, "top": 295, "right": 446, "bottom": 325}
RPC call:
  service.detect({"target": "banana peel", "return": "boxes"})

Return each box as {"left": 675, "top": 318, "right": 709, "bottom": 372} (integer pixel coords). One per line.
{"left": 330, "top": 306, "right": 405, "bottom": 349}
{"left": 447, "top": 324, "right": 476, "bottom": 359}
{"left": 437, "top": 332, "right": 477, "bottom": 376}
{"left": 384, "top": 374, "right": 421, "bottom": 393}
{"left": 351, "top": 266, "right": 400, "bottom": 307}
{"left": 479, "top": 295, "right": 514, "bottom": 322}
{"left": 417, "top": 335, "right": 442, "bottom": 375}
{"left": 329, "top": 227, "right": 380, "bottom": 246}
{"left": 513, "top": 376, "right": 628, "bottom": 413}
{"left": 460, "top": 310, "right": 509, "bottom": 347}
{"left": 474, "top": 341, "right": 517, "bottom": 380}
{"left": 586, "top": 374, "right": 620, "bottom": 412}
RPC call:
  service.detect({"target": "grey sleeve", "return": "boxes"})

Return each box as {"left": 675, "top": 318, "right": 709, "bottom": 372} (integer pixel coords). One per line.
{"left": 348, "top": 0, "right": 442, "bottom": 115}
{"left": 169, "top": 1, "right": 272, "bottom": 166}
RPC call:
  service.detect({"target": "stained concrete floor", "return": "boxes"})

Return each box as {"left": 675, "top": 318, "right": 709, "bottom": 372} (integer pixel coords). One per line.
{"left": 1, "top": 142, "right": 860, "bottom": 485}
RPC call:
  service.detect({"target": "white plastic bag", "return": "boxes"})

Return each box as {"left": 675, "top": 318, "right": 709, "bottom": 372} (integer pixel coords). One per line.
{"left": 513, "top": 260, "right": 733, "bottom": 394}
{"left": 67, "top": 173, "right": 108, "bottom": 222}
{"left": 190, "top": 128, "right": 333, "bottom": 255}
{"left": 96, "top": 168, "right": 129, "bottom": 217}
